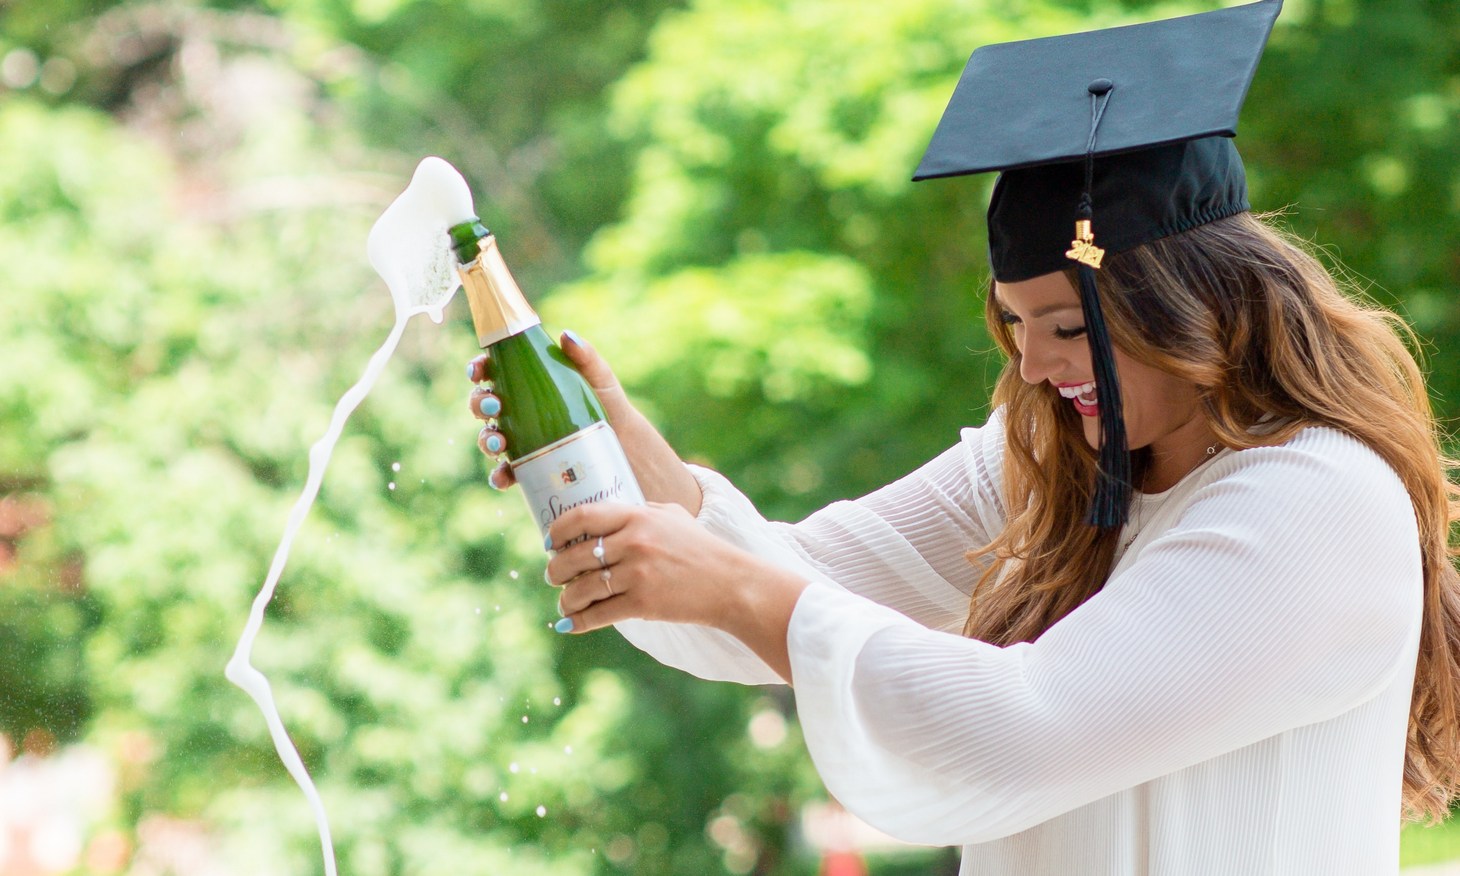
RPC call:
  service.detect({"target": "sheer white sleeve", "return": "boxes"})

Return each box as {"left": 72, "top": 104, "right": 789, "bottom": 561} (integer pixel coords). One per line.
{"left": 614, "top": 409, "right": 1009, "bottom": 684}
{"left": 787, "top": 428, "right": 1424, "bottom": 845}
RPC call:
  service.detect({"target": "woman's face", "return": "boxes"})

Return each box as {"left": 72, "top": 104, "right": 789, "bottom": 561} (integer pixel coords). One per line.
{"left": 993, "top": 270, "right": 1213, "bottom": 488}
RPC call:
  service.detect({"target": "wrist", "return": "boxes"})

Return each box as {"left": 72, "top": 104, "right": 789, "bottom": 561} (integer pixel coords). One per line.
{"left": 617, "top": 412, "right": 703, "bottom": 514}
{"left": 712, "top": 561, "right": 808, "bottom": 683}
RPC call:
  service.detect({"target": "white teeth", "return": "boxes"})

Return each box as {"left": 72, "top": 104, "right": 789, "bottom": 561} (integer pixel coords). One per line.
{"left": 1057, "top": 381, "right": 1096, "bottom": 399}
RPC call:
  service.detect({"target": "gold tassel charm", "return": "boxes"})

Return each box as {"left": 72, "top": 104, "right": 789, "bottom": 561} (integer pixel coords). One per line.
{"left": 1066, "top": 218, "right": 1106, "bottom": 269}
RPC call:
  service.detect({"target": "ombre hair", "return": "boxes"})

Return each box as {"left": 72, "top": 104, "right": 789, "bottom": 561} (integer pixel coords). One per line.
{"left": 968, "top": 211, "right": 1460, "bottom": 822}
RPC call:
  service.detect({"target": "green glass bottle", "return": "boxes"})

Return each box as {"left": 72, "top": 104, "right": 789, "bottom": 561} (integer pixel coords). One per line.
{"left": 450, "top": 219, "right": 644, "bottom": 540}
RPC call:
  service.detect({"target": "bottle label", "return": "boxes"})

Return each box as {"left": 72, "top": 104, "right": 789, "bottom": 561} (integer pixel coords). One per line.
{"left": 511, "top": 421, "right": 646, "bottom": 539}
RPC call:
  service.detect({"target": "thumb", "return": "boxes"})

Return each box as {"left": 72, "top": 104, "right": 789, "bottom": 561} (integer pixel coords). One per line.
{"left": 560, "top": 330, "right": 634, "bottom": 420}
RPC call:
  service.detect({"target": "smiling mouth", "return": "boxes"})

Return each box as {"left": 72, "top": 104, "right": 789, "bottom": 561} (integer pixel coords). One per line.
{"left": 1057, "top": 381, "right": 1099, "bottom": 416}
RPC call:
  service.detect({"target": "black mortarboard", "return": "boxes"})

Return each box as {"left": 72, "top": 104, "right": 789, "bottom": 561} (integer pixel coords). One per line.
{"left": 914, "top": 0, "right": 1281, "bottom": 528}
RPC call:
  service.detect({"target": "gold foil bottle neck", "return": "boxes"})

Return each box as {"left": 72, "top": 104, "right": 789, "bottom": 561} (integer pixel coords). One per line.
{"left": 458, "top": 234, "right": 542, "bottom": 348}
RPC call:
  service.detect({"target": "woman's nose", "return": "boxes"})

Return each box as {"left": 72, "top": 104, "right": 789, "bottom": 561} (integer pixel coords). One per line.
{"left": 1018, "top": 338, "right": 1058, "bottom": 385}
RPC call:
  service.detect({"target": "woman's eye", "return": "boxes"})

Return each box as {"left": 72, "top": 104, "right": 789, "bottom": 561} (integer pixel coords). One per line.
{"left": 1053, "top": 325, "right": 1087, "bottom": 340}
{"left": 997, "top": 310, "right": 1020, "bottom": 326}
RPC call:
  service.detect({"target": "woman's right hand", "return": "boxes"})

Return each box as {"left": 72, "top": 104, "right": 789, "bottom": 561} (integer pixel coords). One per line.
{"left": 466, "top": 330, "right": 704, "bottom": 514}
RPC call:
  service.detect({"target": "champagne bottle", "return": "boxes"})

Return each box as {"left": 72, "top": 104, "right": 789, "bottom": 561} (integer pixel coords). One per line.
{"left": 449, "top": 219, "right": 645, "bottom": 540}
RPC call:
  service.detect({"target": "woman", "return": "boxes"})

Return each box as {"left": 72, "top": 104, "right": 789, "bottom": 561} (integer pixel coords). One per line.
{"left": 467, "top": 4, "right": 1460, "bottom": 873}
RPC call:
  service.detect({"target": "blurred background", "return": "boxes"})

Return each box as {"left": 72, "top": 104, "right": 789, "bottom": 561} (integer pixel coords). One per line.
{"left": 0, "top": 0, "right": 1457, "bottom": 873}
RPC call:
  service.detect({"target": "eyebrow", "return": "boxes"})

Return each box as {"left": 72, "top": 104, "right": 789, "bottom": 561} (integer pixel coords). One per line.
{"left": 991, "top": 293, "right": 1083, "bottom": 320}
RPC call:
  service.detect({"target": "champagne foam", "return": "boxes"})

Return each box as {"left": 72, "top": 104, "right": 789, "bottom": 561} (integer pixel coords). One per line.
{"left": 367, "top": 156, "right": 477, "bottom": 322}
{"left": 228, "top": 156, "right": 475, "bottom": 875}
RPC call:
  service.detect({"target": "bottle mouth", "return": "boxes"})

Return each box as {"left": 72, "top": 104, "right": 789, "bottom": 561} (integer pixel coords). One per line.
{"left": 447, "top": 218, "right": 492, "bottom": 264}
{"left": 456, "top": 230, "right": 542, "bottom": 348}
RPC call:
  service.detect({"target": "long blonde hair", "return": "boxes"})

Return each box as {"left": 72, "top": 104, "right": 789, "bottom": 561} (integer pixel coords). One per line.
{"left": 968, "top": 211, "right": 1460, "bottom": 822}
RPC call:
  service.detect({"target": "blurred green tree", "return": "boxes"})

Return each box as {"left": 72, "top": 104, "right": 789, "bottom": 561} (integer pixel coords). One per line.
{"left": 0, "top": 0, "right": 1455, "bottom": 874}
{"left": 0, "top": 2, "right": 809, "bottom": 873}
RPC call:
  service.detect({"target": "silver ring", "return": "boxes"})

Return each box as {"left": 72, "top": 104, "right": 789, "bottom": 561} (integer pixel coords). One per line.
{"left": 601, "top": 568, "right": 614, "bottom": 597}
{"left": 592, "top": 536, "right": 608, "bottom": 569}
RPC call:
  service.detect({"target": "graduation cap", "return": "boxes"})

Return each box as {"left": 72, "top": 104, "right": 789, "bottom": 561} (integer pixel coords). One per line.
{"left": 914, "top": 0, "right": 1282, "bottom": 528}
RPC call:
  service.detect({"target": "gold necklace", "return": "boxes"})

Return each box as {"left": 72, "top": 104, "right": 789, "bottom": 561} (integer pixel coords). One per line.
{"left": 1120, "top": 501, "right": 1144, "bottom": 555}
{"left": 1121, "top": 443, "right": 1221, "bottom": 555}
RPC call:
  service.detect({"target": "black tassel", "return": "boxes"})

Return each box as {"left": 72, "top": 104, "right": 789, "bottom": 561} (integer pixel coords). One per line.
{"left": 1075, "top": 261, "right": 1131, "bottom": 528}
{"left": 1070, "top": 78, "right": 1127, "bottom": 528}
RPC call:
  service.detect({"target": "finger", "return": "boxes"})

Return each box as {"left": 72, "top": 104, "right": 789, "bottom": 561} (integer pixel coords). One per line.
{"left": 557, "top": 575, "right": 629, "bottom": 634}
{"left": 558, "top": 330, "right": 616, "bottom": 392}
{"left": 478, "top": 425, "right": 506, "bottom": 457}
{"left": 468, "top": 387, "right": 502, "bottom": 421}
{"left": 558, "top": 587, "right": 635, "bottom": 635}
{"left": 487, "top": 461, "right": 516, "bottom": 491}
{"left": 545, "top": 501, "right": 638, "bottom": 553}
{"left": 546, "top": 528, "right": 620, "bottom": 588}
{"left": 557, "top": 567, "right": 620, "bottom": 617}
{"left": 466, "top": 354, "right": 490, "bottom": 384}
{"left": 559, "top": 330, "right": 633, "bottom": 419}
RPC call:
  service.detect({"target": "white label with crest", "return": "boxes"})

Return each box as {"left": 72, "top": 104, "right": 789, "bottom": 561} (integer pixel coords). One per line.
{"left": 511, "top": 421, "right": 646, "bottom": 539}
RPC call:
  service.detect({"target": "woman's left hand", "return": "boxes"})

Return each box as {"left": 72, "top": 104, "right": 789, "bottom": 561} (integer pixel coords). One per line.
{"left": 546, "top": 502, "right": 808, "bottom": 682}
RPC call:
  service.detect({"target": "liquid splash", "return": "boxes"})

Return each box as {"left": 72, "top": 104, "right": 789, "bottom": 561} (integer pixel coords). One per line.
{"left": 225, "top": 156, "right": 475, "bottom": 876}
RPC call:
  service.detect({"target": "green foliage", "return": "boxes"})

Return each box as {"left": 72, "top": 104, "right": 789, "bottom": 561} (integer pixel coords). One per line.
{"left": 1243, "top": 0, "right": 1460, "bottom": 415}
{"left": 0, "top": 2, "right": 821, "bottom": 872}
{"left": 0, "top": 0, "right": 1456, "bottom": 874}
{"left": 1402, "top": 817, "right": 1460, "bottom": 869}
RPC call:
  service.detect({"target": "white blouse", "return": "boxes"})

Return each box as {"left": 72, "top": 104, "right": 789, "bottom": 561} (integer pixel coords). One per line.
{"left": 615, "top": 411, "right": 1423, "bottom": 875}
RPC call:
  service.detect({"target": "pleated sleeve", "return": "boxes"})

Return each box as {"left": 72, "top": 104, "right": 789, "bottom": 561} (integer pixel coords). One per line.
{"left": 614, "top": 408, "right": 1010, "bottom": 685}
{"left": 787, "top": 428, "right": 1424, "bottom": 845}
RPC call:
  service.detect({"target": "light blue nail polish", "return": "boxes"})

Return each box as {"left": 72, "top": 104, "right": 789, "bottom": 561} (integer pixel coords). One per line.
{"left": 554, "top": 617, "right": 574, "bottom": 634}
{"left": 562, "top": 329, "right": 583, "bottom": 348}
{"left": 544, "top": 568, "right": 554, "bottom": 585}
{"left": 466, "top": 362, "right": 476, "bottom": 381}
{"left": 485, "top": 435, "right": 504, "bottom": 453}
{"left": 479, "top": 396, "right": 501, "bottom": 417}
{"left": 544, "top": 533, "right": 555, "bottom": 552}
